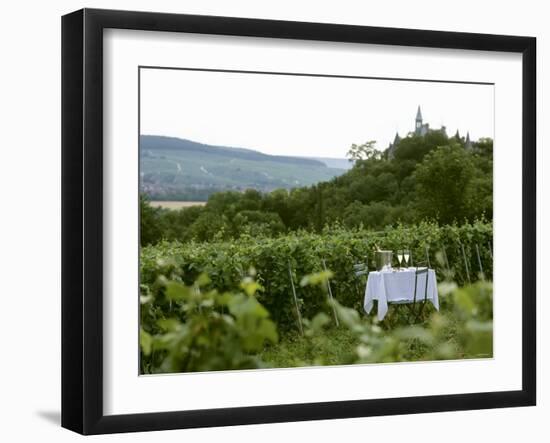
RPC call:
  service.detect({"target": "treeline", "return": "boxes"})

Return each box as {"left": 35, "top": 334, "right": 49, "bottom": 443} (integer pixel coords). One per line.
{"left": 145, "top": 187, "right": 224, "bottom": 203}
{"left": 141, "top": 133, "right": 493, "bottom": 246}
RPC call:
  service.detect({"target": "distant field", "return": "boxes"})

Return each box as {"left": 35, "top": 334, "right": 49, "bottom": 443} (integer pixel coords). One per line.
{"left": 150, "top": 201, "right": 206, "bottom": 210}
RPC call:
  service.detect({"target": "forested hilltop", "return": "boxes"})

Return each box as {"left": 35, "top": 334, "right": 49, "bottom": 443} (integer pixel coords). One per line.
{"left": 141, "top": 131, "right": 493, "bottom": 245}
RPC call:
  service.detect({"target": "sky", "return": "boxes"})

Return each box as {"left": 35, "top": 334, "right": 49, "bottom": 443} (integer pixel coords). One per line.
{"left": 140, "top": 68, "right": 494, "bottom": 159}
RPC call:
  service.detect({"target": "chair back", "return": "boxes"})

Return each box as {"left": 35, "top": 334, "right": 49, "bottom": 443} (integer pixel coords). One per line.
{"left": 353, "top": 262, "right": 369, "bottom": 277}
{"left": 413, "top": 261, "right": 429, "bottom": 303}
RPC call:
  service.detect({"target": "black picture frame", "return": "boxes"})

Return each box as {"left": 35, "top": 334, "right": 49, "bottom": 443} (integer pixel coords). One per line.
{"left": 62, "top": 8, "right": 536, "bottom": 435}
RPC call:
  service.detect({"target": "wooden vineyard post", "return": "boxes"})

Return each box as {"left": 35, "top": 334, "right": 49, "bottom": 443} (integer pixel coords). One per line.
{"left": 460, "top": 242, "right": 471, "bottom": 284}
{"left": 442, "top": 245, "right": 450, "bottom": 271}
{"left": 287, "top": 260, "right": 304, "bottom": 336}
{"left": 322, "top": 259, "right": 339, "bottom": 327}
{"left": 475, "top": 243, "right": 485, "bottom": 281}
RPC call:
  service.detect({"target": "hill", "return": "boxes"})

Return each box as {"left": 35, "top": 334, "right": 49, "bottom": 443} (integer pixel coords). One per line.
{"left": 140, "top": 135, "right": 347, "bottom": 201}
{"left": 310, "top": 157, "right": 353, "bottom": 170}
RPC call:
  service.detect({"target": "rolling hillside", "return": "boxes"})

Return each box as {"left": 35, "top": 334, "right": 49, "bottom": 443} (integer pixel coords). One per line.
{"left": 140, "top": 135, "right": 348, "bottom": 201}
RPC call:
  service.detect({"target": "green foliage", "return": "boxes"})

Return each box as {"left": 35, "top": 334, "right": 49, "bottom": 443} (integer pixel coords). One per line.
{"left": 141, "top": 270, "right": 492, "bottom": 373}
{"left": 139, "top": 194, "right": 164, "bottom": 246}
{"left": 415, "top": 144, "right": 477, "bottom": 224}
{"left": 346, "top": 140, "right": 381, "bottom": 161}
{"left": 140, "top": 273, "right": 278, "bottom": 374}
{"left": 342, "top": 201, "right": 415, "bottom": 229}
{"left": 342, "top": 279, "right": 493, "bottom": 363}
{"left": 138, "top": 131, "right": 494, "bottom": 373}
{"left": 141, "top": 221, "right": 492, "bottom": 334}
{"left": 188, "top": 211, "right": 230, "bottom": 242}
{"left": 260, "top": 324, "right": 358, "bottom": 368}
{"left": 232, "top": 210, "right": 286, "bottom": 237}
{"left": 140, "top": 135, "right": 493, "bottom": 245}
{"left": 262, "top": 272, "right": 492, "bottom": 368}
{"left": 394, "top": 130, "right": 450, "bottom": 162}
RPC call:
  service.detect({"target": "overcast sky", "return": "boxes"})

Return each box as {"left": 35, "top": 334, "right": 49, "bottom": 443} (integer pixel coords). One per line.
{"left": 140, "top": 68, "right": 494, "bottom": 159}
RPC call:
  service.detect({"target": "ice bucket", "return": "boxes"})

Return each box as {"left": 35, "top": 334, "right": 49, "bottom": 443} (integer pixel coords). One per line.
{"left": 374, "top": 250, "right": 393, "bottom": 270}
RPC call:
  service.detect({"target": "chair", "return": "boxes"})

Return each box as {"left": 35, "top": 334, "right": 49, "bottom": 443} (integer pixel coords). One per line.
{"left": 412, "top": 261, "right": 430, "bottom": 322}
{"left": 353, "top": 262, "right": 369, "bottom": 278}
{"left": 353, "top": 262, "right": 369, "bottom": 308}
{"left": 384, "top": 261, "right": 429, "bottom": 325}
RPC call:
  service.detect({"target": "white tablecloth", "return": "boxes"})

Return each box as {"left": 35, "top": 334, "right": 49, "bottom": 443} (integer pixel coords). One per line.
{"left": 364, "top": 268, "right": 439, "bottom": 320}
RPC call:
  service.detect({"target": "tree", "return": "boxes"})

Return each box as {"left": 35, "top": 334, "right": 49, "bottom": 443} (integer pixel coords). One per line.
{"left": 414, "top": 144, "right": 476, "bottom": 224}
{"left": 475, "top": 137, "right": 493, "bottom": 157}
{"left": 394, "top": 130, "right": 449, "bottom": 162}
{"left": 343, "top": 201, "right": 392, "bottom": 229}
{"left": 232, "top": 210, "right": 286, "bottom": 237}
{"left": 237, "top": 189, "right": 263, "bottom": 212}
{"left": 161, "top": 205, "right": 204, "bottom": 242}
{"left": 140, "top": 194, "right": 163, "bottom": 246}
{"left": 140, "top": 132, "right": 494, "bottom": 244}
{"left": 189, "top": 211, "right": 229, "bottom": 242}
{"left": 205, "top": 191, "right": 242, "bottom": 216}
{"left": 346, "top": 141, "right": 381, "bottom": 161}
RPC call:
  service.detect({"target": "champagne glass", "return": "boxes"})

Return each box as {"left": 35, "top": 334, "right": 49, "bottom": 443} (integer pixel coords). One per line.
{"left": 403, "top": 249, "right": 410, "bottom": 268}
{"left": 397, "top": 250, "right": 404, "bottom": 269}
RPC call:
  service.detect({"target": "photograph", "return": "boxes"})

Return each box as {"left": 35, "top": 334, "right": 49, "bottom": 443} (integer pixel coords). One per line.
{"left": 138, "top": 67, "right": 494, "bottom": 375}
{"left": 0, "top": 0, "right": 543, "bottom": 439}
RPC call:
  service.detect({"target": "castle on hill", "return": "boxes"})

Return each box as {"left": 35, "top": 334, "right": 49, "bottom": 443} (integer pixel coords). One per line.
{"left": 386, "top": 106, "right": 473, "bottom": 159}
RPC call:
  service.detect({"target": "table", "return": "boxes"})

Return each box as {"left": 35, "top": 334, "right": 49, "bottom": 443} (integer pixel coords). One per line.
{"left": 364, "top": 267, "right": 439, "bottom": 320}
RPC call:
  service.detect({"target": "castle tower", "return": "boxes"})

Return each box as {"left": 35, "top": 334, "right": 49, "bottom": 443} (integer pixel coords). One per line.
{"left": 465, "top": 132, "right": 472, "bottom": 150}
{"left": 415, "top": 106, "right": 423, "bottom": 135}
{"left": 393, "top": 131, "right": 401, "bottom": 145}
{"left": 387, "top": 131, "right": 401, "bottom": 160}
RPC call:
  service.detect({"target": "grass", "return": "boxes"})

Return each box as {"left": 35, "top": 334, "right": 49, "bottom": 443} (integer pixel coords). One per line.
{"left": 260, "top": 326, "right": 359, "bottom": 369}
{"left": 260, "top": 303, "right": 468, "bottom": 369}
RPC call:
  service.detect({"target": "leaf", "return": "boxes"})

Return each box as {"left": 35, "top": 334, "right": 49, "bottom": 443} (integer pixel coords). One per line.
{"left": 195, "top": 273, "right": 211, "bottom": 287}
{"left": 157, "top": 318, "right": 181, "bottom": 332}
{"left": 310, "top": 312, "right": 331, "bottom": 332}
{"left": 300, "top": 270, "right": 334, "bottom": 287}
{"left": 331, "top": 301, "right": 359, "bottom": 328}
{"left": 140, "top": 294, "right": 153, "bottom": 305}
{"left": 240, "top": 278, "right": 263, "bottom": 297}
{"left": 454, "top": 287, "right": 476, "bottom": 314}
{"left": 394, "top": 326, "right": 435, "bottom": 345}
{"left": 165, "top": 281, "right": 190, "bottom": 301}
{"left": 200, "top": 298, "right": 215, "bottom": 308}
{"left": 438, "top": 281, "right": 457, "bottom": 297}
{"left": 140, "top": 328, "right": 152, "bottom": 356}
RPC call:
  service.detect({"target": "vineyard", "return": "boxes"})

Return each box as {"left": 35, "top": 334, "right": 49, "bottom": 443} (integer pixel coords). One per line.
{"left": 140, "top": 221, "right": 493, "bottom": 373}
{"left": 139, "top": 132, "right": 494, "bottom": 374}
